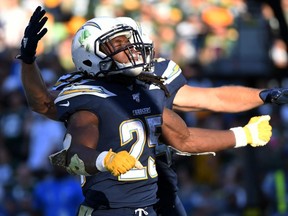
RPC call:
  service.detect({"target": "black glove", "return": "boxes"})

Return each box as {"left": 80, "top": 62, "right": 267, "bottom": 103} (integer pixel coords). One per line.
{"left": 259, "top": 88, "right": 288, "bottom": 104}
{"left": 16, "top": 6, "right": 48, "bottom": 64}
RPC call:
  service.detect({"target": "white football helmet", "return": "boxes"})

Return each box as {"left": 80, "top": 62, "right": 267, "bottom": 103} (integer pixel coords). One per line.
{"left": 71, "top": 17, "right": 155, "bottom": 77}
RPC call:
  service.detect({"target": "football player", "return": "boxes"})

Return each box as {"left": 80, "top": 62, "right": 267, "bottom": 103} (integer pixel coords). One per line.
{"left": 18, "top": 6, "right": 275, "bottom": 216}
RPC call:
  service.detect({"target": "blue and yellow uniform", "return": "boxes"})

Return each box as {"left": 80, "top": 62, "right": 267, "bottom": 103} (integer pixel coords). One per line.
{"left": 52, "top": 59, "right": 186, "bottom": 215}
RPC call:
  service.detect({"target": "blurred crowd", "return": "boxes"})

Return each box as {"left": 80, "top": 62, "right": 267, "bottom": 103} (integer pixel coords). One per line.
{"left": 1, "top": 0, "right": 288, "bottom": 215}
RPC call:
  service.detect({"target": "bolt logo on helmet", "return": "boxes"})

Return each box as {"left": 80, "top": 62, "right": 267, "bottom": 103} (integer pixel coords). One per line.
{"left": 78, "top": 30, "right": 91, "bottom": 45}
{"left": 71, "top": 17, "right": 155, "bottom": 77}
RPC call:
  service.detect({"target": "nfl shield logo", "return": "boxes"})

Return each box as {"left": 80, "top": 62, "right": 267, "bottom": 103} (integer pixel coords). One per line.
{"left": 132, "top": 93, "right": 140, "bottom": 102}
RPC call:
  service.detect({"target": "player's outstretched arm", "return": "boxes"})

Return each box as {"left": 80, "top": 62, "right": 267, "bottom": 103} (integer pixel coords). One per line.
{"left": 173, "top": 85, "right": 288, "bottom": 113}
{"left": 173, "top": 85, "right": 263, "bottom": 112}
{"left": 161, "top": 108, "right": 272, "bottom": 153}
{"left": 49, "top": 110, "right": 142, "bottom": 176}
{"left": 17, "top": 6, "right": 57, "bottom": 119}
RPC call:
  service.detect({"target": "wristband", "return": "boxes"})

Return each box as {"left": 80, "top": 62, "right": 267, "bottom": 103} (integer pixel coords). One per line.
{"left": 96, "top": 151, "right": 109, "bottom": 172}
{"left": 230, "top": 127, "right": 247, "bottom": 148}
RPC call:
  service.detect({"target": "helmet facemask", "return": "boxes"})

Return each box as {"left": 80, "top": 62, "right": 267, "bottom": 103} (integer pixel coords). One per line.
{"left": 96, "top": 26, "right": 154, "bottom": 77}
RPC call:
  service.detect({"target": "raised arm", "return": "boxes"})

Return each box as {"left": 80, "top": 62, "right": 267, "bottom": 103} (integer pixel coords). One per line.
{"left": 21, "top": 62, "right": 58, "bottom": 119}
{"left": 161, "top": 108, "right": 272, "bottom": 153}
{"left": 173, "top": 84, "right": 288, "bottom": 112}
{"left": 17, "top": 6, "right": 58, "bottom": 119}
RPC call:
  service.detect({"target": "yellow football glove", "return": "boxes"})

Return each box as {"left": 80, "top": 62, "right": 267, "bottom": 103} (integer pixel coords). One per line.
{"left": 98, "top": 149, "right": 143, "bottom": 176}
{"left": 230, "top": 115, "right": 272, "bottom": 148}
{"left": 243, "top": 115, "right": 272, "bottom": 146}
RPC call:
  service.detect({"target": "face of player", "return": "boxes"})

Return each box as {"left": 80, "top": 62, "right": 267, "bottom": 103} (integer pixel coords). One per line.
{"left": 101, "top": 35, "right": 143, "bottom": 64}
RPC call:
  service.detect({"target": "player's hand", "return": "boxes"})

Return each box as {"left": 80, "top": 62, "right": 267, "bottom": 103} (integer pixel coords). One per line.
{"left": 16, "top": 6, "right": 48, "bottom": 64}
{"left": 243, "top": 115, "right": 272, "bottom": 147}
{"left": 104, "top": 149, "right": 143, "bottom": 176}
{"left": 230, "top": 115, "right": 272, "bottom": 148}
{"left": 260, "top": 88, "right": 288, "bottom": 104}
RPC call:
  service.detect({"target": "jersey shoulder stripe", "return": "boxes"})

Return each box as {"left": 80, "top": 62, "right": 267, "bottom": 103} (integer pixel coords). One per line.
{"left": 162, "top": 60, "right": 182, "bottom": 85}
{"left": 149, "top": 59, "right": 183, "bottom": 90}
{"left": 54, "top": 84, "right": 116, "bottom": 104}
{"left": 52, "top": 72, "right": 93, "bottom": 91}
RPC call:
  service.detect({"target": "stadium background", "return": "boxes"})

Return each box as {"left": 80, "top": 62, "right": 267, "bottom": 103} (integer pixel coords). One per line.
{"left": 0, "top": 0, "right": 288, "bottom": 215}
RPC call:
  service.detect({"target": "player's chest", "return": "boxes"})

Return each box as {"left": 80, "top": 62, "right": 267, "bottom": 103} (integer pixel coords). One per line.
{"left": 100, "top": 86, "right": 165, "bottom": 119}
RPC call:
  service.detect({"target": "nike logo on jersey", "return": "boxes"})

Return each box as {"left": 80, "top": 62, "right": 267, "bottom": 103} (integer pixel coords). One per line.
{"left": 58, "top": 101, "right": 70, "bottom": 107}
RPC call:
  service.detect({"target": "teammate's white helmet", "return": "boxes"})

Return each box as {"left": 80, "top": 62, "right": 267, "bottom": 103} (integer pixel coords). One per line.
{"left": 71, "top": 17, "right": 154, "bottom": 77}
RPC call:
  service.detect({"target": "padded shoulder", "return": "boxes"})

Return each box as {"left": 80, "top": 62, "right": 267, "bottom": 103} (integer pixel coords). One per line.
{"left": 55, "top": 84, "right": 116, "bottom": 104}
{"left": 153, "top": 59, "right": 183, "bottom": 84}
{"left": 52, "top": 72, "right": 94, "bottom": 91}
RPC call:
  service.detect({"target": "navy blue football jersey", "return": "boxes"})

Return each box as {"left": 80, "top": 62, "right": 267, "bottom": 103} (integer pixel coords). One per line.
{"left": 52, "top": 59, "right": 186, "bottom": 209}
